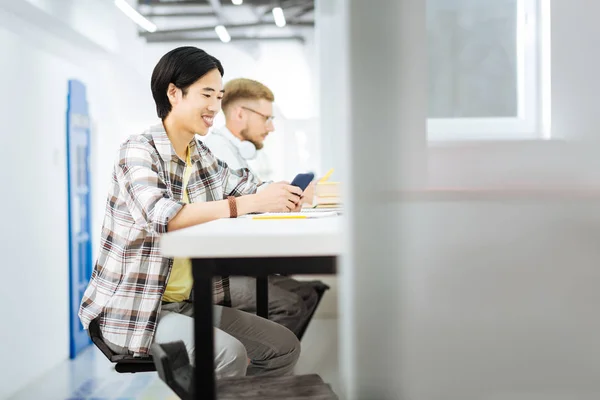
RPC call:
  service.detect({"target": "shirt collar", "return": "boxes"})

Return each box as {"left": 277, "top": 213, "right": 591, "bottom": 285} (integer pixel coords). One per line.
{"left": 150, "top": 122, "right": 203, "bottom": 165}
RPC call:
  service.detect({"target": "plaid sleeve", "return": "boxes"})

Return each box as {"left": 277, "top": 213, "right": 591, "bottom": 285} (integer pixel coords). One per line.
{"left": 115, "top": 139, "right": 184, "bottom": 234}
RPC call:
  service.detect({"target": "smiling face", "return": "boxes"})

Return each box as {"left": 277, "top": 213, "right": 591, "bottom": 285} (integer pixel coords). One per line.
{"left": 166, "top": 68, "right": 224, "bottom": 136}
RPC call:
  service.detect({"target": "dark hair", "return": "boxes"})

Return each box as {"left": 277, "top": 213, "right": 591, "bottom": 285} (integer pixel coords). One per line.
{"left": 151, "top": 46, "right": 224, "bottom": 119}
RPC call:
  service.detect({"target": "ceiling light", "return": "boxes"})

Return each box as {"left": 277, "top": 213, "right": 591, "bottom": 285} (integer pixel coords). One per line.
{"left": 272, "top": 7, "right": 286, "bottom": 28}
{"left": 232, "top": 0, "right": 243, "bottom": 4}
{"left": 114, "top": 0, "right": 157, "bottom": 33}
{"left": 215, "top": 25, "right": 231, "bottom": 43}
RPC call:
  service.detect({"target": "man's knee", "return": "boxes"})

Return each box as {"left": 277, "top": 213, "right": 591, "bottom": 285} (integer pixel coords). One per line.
{"left": 286, "top": 330, "right": 301, "bottom": 366}
{"left": 275, "top": 324, "right": 302, "bottom": 365}
{"left": 272, "top": 325, "right": 302, "bottom": 374}
{"left": 215, "top": 335, "right": 248, "bottom": 378}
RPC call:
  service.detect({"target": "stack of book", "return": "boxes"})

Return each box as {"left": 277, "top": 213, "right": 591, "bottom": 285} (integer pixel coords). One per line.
{"left": 313, "top": 182, "right": 341, "bottom": 208}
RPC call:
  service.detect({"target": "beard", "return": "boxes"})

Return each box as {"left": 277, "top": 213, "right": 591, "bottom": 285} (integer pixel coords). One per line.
{"left": 241, "top": 128, "right": 265, "bottom": 150}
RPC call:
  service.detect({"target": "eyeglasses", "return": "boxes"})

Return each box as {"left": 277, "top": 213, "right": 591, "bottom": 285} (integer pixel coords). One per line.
{"left": 241, "top": 106, "right": 275, "bottom": 123}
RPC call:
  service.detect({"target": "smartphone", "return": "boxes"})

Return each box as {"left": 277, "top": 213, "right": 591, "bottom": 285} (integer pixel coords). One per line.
{"left": 290, "top": 172, "right": 315, "bottom": 191}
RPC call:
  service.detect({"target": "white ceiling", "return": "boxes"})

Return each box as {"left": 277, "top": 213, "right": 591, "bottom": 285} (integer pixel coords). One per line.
{"left": 136, "top": 0, "right": 314, "bottom": 43}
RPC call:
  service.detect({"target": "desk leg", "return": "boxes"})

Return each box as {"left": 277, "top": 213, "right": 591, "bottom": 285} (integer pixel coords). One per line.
{"left": 256, "top": 275, "right": 269, "bottom": 319}
{"left": 191, "top": 258, "right": 216, "bottom": 400}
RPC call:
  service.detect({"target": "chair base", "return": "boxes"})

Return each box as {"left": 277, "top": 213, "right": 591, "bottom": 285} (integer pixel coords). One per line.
{"left": 115, "top": 361, "right": 157, "bottom": 373}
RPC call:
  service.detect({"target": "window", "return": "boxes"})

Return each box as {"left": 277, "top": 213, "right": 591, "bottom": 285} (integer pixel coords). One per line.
{"left": 427, "top": 0, "right": 545, "bottom": 140}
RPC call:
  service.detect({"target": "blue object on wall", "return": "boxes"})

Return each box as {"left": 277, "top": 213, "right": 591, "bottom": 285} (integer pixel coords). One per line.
{"left": 66, "top": 79, "right": 93, "bottom": 359}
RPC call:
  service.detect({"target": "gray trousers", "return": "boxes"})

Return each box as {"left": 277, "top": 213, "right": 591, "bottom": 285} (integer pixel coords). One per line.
{"left": 107, "top": 302, "right": 301, "bottom": 379}
{"left": 228, "top": 276, "right": 320, "bottom": 337}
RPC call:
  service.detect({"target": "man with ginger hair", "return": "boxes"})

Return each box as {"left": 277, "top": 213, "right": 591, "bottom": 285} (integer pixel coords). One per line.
{"left": 202, "top": 78, "right": 323, "bottom": 338}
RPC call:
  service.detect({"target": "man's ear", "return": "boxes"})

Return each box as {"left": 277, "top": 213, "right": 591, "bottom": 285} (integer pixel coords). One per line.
{"left": 167, "top": 83, "right": 180, "bottom": 107}
{"left": 236, "top": 105, "right": 245, "bottom": 121}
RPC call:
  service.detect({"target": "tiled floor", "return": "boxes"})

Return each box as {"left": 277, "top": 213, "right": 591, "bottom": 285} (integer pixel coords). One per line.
{"left": 8, "top": 318, "right": 339, "bottom": 400}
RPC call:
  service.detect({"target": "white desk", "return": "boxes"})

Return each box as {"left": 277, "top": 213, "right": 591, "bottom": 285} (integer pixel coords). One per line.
{"left": 159, "top": 216, "right": 341, "bottom": 400}
{"left": 161, "top": 217, "right": 342, "bottom": 258}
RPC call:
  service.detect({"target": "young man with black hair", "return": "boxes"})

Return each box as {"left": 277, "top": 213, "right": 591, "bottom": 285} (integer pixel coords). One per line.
{"left": 79, "top": 47, "right": 304, "bottom": 378}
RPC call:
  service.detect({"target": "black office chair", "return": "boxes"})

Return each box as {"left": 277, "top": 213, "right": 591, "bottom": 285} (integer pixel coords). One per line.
{"left": 88, "top": 319, "right": 156, "bottom": 373}
{"left": 297, "top": 281, "right": 330, "bottom": 340}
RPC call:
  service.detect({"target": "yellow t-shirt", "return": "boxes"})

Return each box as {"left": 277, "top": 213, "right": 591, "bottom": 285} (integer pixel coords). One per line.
{"left": 163, "top": 149, "right": 193, "bottom": 303}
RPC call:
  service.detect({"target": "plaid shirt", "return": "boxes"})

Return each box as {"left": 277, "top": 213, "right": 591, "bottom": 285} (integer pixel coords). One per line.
{"left": 78, "top": 123, "right": 262, "bottom": 355}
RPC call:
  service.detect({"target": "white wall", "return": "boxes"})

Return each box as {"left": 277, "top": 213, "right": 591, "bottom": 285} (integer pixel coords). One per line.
{"left": 399, "top": 198, "right": 600, "bottom": 400}
{"left": 0, "top": 1, "right": 155, "bottom": 397}
{"left": 331, "top": 0, "right": 600, "bottom": 398}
